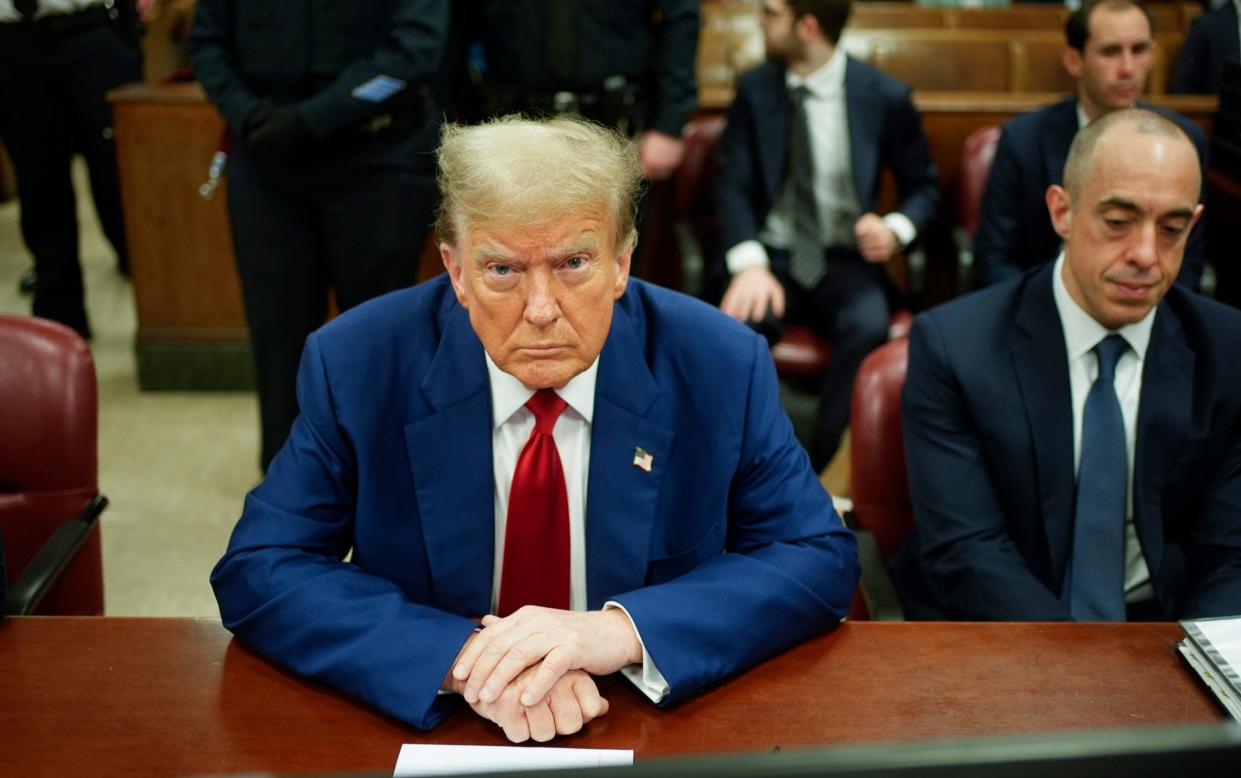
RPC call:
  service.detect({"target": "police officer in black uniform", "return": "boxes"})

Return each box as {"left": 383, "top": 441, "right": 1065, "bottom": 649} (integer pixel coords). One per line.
{"left": 0, "top": 0, "right": 143, "bottom": 338}
{"left": 188, "top": 0, "right": 449, "bottom": 471}
{"left": 455, "top": 0, "right": 698, "bottom": 182}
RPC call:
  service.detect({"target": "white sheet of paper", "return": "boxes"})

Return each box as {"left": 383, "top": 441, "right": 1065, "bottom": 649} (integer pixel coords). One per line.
{"left": 1196, "top": 617, "right": 1241, "bottom": 672}
{"left": 394, "top": 744, "right": 634, "bottom": 776}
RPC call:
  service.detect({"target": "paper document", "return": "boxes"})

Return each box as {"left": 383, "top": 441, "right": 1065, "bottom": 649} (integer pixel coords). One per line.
{"left": 394, "top": 744, "right": 633, "bottom": 776}
{"left": 1179, "top": 615, "right": 1241, "bottom": 721}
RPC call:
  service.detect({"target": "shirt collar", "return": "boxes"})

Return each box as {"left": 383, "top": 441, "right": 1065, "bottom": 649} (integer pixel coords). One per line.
{"left": 485, "top": 352, "right": 598, "bottom": 428}
{"left": 785, "top": 46, "right": 846, "bottom": 98}
{"left": 1075, "top": 101, "right": 1091, "bottom": 131}
{"left": 1052, "top": 251, "right": 1156, "bottom": 364}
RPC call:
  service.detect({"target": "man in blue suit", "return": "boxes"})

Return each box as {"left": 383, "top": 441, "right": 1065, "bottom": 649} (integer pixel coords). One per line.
{"left": 211, "top": 116, "right": 858, "bottom": 742}
{"left": 895, "top": 109, "right": 1241, "bottom": 621}
{"left": 974, "top": 0, "right": 1208, "bottom": 291}
{"left": 1172, "top": 1, "right": 1240, "bottom": 95}
{"left": 714, "top": 0, "right": 939, "bottom": 473}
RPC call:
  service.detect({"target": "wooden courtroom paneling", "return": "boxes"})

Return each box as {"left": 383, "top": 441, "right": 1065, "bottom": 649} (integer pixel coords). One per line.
{"left": 853, "top": 33, "right": 1013, "bottom": 92}
{"left": 110, "top": 82, "right": 252, "bottom": 389}
{"left": 112, "top": 83, "right": 242, "bottom": 338}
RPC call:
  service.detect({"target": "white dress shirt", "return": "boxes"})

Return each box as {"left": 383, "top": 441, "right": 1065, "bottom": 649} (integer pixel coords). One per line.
{"left": 0, "top": 0, "right": 101, "bottom": 23}
{"left": 726, "top": 49, "right": 917, "bottom": 274}
{"left": 1052, "top": 253, "right": 1155, "bottom": 604}
{"left": 485, "top": 354, "right": 670, "bottom": 702}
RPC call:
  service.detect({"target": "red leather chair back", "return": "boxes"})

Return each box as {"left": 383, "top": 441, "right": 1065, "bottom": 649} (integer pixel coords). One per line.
{"left": 958, "top": 124, "right": 1001, "bottom": 237}
{"left": 849, "top": 337, "right": 912, "bottom": 560}
{"left": 0, "top": 315, "right": 104, "bottom": 614}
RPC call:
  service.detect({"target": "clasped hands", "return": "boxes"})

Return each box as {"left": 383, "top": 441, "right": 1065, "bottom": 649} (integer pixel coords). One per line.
{"left": 443, "top": 607, "right": 643, "bottom": 743}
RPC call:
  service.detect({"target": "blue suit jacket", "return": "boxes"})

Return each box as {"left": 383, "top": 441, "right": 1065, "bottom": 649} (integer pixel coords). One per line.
{"left": 211, "top": 276, "right": 858, "bottom": 729}
{"left": 1172, "top": 2, "right": 1240, "bottom": 95}
{"left": 973, "top": 97, "right": 1208, "bottom": 291}
{"left": 893, "top": 265, "right": 1241, "bottom": 620}
{"left": 715, "top": 58, "right": 939, "bottom": 257}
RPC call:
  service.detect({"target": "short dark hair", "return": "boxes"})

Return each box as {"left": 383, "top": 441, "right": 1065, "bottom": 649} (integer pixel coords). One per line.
{"left": 787, "top": 0, "right": 852, "bottom": 46}
{"left": 1065, "top": 0, "right": 1154, "bottom": 52}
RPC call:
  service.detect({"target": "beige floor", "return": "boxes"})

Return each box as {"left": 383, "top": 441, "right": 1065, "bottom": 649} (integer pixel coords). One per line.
{"left": 1, "top": 161, "right": 258, "bottom": 617}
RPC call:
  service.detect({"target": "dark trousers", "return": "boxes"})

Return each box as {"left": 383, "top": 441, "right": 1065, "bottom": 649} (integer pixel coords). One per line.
{"left": 0, "top": 20, "right": 141, "bottom": 338}
{"left": 752, "top": 247, "right": 890, "bottom": 472}
{"left": 226, "top": 125, "right": 438, "bottom": 470}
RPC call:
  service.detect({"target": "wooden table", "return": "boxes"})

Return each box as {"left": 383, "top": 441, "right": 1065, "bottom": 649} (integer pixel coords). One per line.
{"left": 0, "top": 618, "right": 1224, "bottom": 776}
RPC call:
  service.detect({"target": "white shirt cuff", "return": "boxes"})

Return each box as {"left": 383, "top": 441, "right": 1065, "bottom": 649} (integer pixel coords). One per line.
{"left": 603, "top": 601, "right": 670, "bottom": 704}
{"left": 724, "top": 240, "right": 771, "bottom": 275}
{"left": 883, "top": 213, "right": 917, "bottom": 249}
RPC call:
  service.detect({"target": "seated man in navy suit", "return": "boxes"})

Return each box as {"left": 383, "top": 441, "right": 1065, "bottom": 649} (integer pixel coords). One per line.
{"left": 714, "top": 0, "right": 939, "bottom": 473}
{"left": 896, "top": 109, "right": 1241, "bottom": 621}
{"left": 211, "top": 116, "right": 859, "bottom": 742}
{"left": 1172, "top": 0, "right": 1240, "bottom": 95}
{"left": 974, "top": 0, "right": 1208, "bottom": 291}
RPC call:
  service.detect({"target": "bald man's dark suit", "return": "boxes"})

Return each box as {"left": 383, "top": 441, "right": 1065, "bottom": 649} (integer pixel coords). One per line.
{"left": 894, "top": 265, "right": 1241, "bottom": 620}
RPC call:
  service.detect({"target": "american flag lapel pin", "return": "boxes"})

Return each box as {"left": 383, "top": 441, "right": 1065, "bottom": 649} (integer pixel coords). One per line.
{"left": 632, "top": 446, "right": 654, "bottom": 473}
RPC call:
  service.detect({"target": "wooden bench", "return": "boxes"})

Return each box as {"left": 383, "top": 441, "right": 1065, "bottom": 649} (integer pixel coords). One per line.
{"left": 699, "top": 3, "right": 1193, "bottom": 108}
{"left": 848, "top": 1, "right": 1198, "bottom": 33}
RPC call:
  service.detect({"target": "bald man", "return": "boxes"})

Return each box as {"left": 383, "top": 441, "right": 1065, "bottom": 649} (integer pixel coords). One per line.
{"left": 895, "top": 109, "right": 1241, "bottom": 622}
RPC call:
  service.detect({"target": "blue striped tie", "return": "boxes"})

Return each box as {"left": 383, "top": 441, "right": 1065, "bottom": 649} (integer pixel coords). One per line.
{"left": 1069, "top": 334, "right": 1129, "bottom": 621}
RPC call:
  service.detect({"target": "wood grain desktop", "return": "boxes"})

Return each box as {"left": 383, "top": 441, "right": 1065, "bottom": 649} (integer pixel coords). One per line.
{"left": 0, "top": 618, "right": 1225, "bottom": 777}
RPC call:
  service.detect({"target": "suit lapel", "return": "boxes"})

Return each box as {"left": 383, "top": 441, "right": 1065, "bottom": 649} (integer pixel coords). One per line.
{"left": 1132, "top": 303, "right": 1193, "bottom": 581}
{"left": 584, "top": 301, "right": 675, "bottom": 607}
{"left": 1010, "top": 268, "right": 1076, "bottom": 588}
{"left": 845, "top": 58, "right": 879, "bottom": 211}
{"left": 756, "top": 67, "right": 791, "bottom": 206}
{"left": 405, "top": 303, "right": 495, "bottom": 616}
{"left": 1042, "top": 98, "right": 1079, "bottom": 188}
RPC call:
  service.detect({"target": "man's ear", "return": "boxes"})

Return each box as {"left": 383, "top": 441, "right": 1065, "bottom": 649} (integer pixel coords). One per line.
{"left": 1189, "top": 203, "right": 1205, "bottom": 234}
{"left": 440, "top": 242, "right": 469, "bottom": 308}
{"left": 612, "top": 238, "right": 634, "bottom": 300}
{"left": 1062, "top": 47, "right": 1083, "bottom": 79}
{"left": 1046, "top": 184, "right": 1073, "bottom": 241}
{"left": 795, "top": 12, "right": 821, "bottom": 43}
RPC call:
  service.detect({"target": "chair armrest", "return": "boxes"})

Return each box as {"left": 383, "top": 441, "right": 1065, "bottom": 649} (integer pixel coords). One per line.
{"left": 851, "top": 523, "right": 905, "bottom": 622}
{"left": 6, "top": 495, "right": 108, "bottom": 616}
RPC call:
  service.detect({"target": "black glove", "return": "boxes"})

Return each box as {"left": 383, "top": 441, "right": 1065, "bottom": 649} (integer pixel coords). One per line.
{"left": 242, "top": 104, "right": 312, "bottom": 162}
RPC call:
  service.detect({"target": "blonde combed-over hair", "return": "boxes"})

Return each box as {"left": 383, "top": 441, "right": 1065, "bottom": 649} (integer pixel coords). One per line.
{"left": 435, "top": 115, "right": 644, "bottom": 253}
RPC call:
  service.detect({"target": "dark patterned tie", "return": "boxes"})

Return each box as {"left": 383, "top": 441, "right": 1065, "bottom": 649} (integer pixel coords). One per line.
{"left": 787, "top": 85, "right": 824, "bottom": 289}
{"left": 15, "top": 0, "right": 38, "bottom": 21}
{"left": 1069, "top": 334, "right": 1129, "bottom": 621}
{"left": 497, "top": 389, "right": 571, "bottom": 616}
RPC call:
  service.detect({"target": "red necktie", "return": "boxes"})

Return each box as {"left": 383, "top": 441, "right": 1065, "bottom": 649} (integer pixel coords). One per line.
{"left": 497, "top": 389, "right": 570, "bottom": 616}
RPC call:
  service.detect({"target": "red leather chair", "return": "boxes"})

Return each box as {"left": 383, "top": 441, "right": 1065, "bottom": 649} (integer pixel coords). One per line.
{"left": 676, "top": 115, "right": 910, "bottom": 380}
{"left": 958, "top": 124, "right": 1002, "bottom": 238}
{"left": 0, "top": 315, "right": 106, "bottom": 615}
{"left": 844, "top": 337, "right": 911, "bottom": 620}
{"left": 955, "top": 124, "right": 1001, "bottom": 290}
